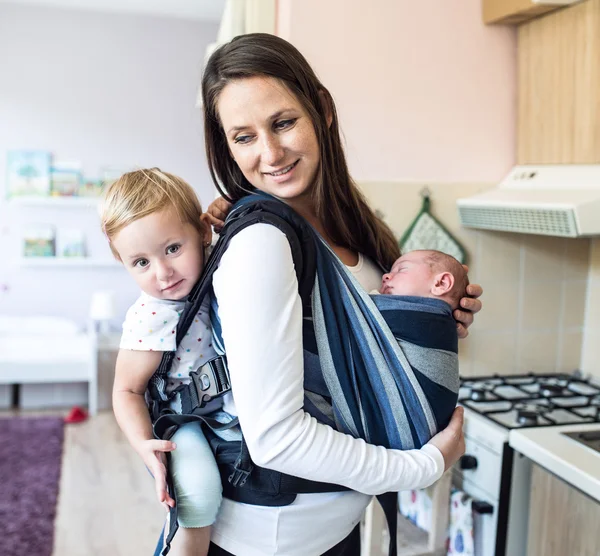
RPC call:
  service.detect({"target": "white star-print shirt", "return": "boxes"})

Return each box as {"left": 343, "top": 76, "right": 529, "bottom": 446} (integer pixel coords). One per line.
{"left": 120, "top": 292, "right": 216, "bottom": 395}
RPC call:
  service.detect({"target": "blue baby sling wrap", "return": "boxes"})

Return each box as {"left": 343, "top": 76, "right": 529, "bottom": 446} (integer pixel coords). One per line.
{"left": 151, "top": 193, "right": 459, "bottom": 555}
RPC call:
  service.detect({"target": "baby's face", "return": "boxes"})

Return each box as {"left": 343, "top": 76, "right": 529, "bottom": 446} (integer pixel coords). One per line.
{"left": 112, "top": 207, "right": 207, "bottom": 300}
{"left": 380, "top": 252, "right": 435, "bottom": 297}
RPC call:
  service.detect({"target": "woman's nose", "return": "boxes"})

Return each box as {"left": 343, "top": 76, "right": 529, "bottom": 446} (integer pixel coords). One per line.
{"left": 261, "top": 135, "right": 285, "bottom": 166}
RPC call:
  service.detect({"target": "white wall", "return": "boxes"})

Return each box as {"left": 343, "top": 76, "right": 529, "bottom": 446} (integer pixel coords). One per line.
{"left": 0, "top": 4, "right": 218, "bottom": 325}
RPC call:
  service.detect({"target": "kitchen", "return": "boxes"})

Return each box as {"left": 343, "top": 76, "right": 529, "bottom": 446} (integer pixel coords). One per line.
{"left": 1, "top": 0, "right": 600, "bottom": 555}
{"left": 301, "top": 0, "right": 600, "bottom": 553}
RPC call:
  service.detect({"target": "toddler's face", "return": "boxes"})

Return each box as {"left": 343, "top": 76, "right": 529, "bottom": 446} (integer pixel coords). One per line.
{"left": 112, "top": 207, "right": 208, "bottom": 300}
{"left": 380, "top": 252, "right": 435, "bottom": 297}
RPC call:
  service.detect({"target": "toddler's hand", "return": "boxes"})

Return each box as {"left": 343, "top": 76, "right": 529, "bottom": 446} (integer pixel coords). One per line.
{"left": 427, "top": 407, "right": 465, "bottom": 471}
{"left": 137, "top": 439, "right": 177, "bottom": 511}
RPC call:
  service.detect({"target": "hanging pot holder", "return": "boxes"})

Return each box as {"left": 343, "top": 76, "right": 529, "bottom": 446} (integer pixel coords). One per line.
{"left": 399, "top": 189, "right": 467, "bottom": 264}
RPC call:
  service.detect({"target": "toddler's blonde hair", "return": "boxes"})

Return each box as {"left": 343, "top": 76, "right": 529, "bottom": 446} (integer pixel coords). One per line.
{"left": 100, "top": 168, "right": 205, "bottom": 260}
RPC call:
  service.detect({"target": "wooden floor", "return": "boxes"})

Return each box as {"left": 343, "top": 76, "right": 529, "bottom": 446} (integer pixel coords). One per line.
{"left": 54, "top": 411, "right": 164, "bottom": 555}
{"left": 5, "top": 409, "right": 164, "bottom": 556}
{"left": 6, "top": 409, "right": 436, "bottom": 556}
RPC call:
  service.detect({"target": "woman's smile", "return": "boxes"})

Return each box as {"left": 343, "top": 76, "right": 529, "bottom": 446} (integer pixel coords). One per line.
{"left": 264, "top": 160, "right": 299, "bottom": 181}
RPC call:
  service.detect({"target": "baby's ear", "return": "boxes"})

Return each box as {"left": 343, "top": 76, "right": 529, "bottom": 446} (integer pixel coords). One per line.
{"left": 431, "top": 272, "right": 455, "bottom": 296}
{"left": 200, "top": 213, "right": 213, "bottom": 246}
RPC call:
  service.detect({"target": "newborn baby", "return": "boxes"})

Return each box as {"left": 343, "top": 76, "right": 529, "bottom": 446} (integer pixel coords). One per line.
{"left": 378, "top": 249, "right": 469, "bottom": 311}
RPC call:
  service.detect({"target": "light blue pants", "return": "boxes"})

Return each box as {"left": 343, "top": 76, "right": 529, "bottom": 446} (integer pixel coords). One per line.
{"left": 170, "top": 422, "right": 222, "bottom": 528}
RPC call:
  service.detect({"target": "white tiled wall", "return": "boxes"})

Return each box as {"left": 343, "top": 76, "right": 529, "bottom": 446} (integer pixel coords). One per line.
{"left": 581, "top": 239, "right": 600, "bottom": 381}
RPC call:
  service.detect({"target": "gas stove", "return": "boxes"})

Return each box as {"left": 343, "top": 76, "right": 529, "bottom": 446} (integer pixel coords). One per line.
{"left": 452, "top": 371, "right": 600, "bottom": 556}
{"left": 459, "top": 372, "right": 600, "bottom": 429}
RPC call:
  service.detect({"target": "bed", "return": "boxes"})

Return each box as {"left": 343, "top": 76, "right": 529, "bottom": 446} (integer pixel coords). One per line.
{"left": 0, "top": 316, "right": 99, "bottom": 414}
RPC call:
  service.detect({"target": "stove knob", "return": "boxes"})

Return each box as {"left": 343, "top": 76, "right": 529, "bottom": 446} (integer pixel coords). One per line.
{"left": 460, "top": 455, "right": 478, "bottom": 470}
{"left": 472, "top": 500, "right": 494, "bottom": 515}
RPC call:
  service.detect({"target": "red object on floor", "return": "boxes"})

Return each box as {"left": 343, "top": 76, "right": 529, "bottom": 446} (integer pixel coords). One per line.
{"left": 64, "top": 406, "right": 88, "bottom": 424}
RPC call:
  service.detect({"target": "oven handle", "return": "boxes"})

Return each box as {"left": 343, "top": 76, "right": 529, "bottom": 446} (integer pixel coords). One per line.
{"left": 472, "top": 500, "right": 494, "bottom": 515}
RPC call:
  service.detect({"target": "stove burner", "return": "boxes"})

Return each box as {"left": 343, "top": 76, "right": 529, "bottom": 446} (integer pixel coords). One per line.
{"left": 471, "top": 387, "right": 486, "bottom": 401}
{"left": 516, "top": 409, "right": 539, "bottom": 426}
{"left": 459, "top": 373, "right": 600, "bottom": 429}
{"left": 539, "top": 382, "right": 563, "bottom": 397}
{"left": 515, "top": 403, "right": 544, "bottom": 426}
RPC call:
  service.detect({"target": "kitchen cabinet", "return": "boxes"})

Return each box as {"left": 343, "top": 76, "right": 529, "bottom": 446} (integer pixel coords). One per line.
{"left": 518, "top": 0, "right": 600, "bottom": 164}
{"left": 483, "top": 0, "right": 578, "bottom": 25}
{"left": 527, "top": 463, "right": 600, "bottom": 556}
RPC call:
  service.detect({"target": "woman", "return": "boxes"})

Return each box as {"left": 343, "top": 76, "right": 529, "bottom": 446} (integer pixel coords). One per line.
{"left": 201, "top": 33, "right": 482, "bottom": 555}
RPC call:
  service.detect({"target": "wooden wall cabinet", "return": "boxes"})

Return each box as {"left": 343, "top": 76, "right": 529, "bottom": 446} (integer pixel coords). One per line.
{"left": 484, "top": 0, "right": 580, "bottom": 25}
{"left": 527, "top": 464, "right": 600, "bottom": 556}
{"left": 518, "top": 0, "right": 600, "bottom": 164}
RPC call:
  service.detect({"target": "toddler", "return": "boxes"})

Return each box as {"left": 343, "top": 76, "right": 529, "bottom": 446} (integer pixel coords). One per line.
{"left": 101, "top": 168, "right": 219, "bottom": 556}
{"left": 378, "top": 249, "right": 469, "bottom": 310}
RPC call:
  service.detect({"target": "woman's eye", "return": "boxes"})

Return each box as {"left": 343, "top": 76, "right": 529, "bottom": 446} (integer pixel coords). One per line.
{"left": 233, "top": 134, "right": 252, "bottom": 144}
{"left": 274, "top": 119, "right": 296, "bottom": 130}
{"left": 134, "top": 259, "right": 149, "bottom": 268}
{"left": 166, "top": 244, "right": 180, "bottom": 255}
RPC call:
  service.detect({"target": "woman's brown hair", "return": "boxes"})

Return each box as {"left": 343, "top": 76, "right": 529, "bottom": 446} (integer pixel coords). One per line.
{"left": 202, "top": 33, "right": 400, "bottom": 270}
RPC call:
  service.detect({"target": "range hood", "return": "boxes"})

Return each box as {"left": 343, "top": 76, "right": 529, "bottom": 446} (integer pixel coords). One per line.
{"left": 457, "top": 164, "right": 600, "bottom": 238}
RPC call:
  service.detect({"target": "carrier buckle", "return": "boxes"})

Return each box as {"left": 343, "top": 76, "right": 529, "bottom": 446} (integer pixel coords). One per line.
{"left": 228, "top": 458, "right": 254, "bottom": 487}
{"left": 189, "top": 356, "right": 231, "bottom": 407}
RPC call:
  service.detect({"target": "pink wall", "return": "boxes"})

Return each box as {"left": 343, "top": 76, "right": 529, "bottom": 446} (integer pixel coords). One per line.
{"left": 277, "top": 0, "right": 517, "bottom": 182}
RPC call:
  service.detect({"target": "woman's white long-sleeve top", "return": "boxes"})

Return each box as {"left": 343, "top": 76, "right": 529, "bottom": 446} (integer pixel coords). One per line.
{"left": 211, "top": 223, "right": 444, "bottom": 556}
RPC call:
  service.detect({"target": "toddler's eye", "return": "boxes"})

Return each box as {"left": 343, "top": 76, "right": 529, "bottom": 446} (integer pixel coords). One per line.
{"left": 166, "top": 244, "right": 180, "bottom": 255}
{"left": 134, "top": 259, "right": 149, "bottom": 268}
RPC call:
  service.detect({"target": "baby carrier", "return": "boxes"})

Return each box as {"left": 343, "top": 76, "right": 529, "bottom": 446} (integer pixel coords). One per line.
{"left": 150, "top": 193, "right": 459, "bottom": 556}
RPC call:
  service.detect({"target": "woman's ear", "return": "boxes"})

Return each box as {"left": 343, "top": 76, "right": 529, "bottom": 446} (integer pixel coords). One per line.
{"left": 431, "top": 272, "right": 455, "bottom": 296}
{"left": 318, "top": 89, "right": 333, "bottom": 128}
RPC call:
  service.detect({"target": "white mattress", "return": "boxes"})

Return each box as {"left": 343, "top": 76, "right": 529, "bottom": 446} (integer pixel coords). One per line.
{"left": 0, "top": 317, "right": 94, "bottom": 383}
{"left": 0, "top": 334, "right": 91, "bottom": 363}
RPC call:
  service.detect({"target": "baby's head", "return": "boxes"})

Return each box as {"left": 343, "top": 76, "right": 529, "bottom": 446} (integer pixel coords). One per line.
{"left": 100, "top": 168, "right": 211, "bottom": 301}
{"left": 380, "top": 250, "right": 469, "bottom": 310}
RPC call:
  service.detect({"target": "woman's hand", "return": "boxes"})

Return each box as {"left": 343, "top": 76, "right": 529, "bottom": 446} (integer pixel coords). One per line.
{"left": 454, "top": 265, "right": 482, "bottom": 339}
{"left": 427, "top": 407, "right": 466, "bottom": 472}
{"left": 204, "top": 197, "right": 232, "bottom": 233}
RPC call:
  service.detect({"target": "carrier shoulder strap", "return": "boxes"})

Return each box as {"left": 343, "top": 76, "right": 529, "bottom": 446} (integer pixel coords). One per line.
{"left": 184, "top": 194, "right": 316, "bottom": 333}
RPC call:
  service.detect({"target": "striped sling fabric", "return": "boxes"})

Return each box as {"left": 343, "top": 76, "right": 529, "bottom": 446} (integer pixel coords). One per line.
{"left": 308, "top": 232, "right": 459, "bottom": 450}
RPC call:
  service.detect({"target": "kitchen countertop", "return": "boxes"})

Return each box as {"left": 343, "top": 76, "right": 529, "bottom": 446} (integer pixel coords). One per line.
{"left": 509, "top": 423, "right": 600, "bottom": 503}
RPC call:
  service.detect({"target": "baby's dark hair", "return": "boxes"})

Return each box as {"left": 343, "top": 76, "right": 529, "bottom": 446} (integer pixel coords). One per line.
{"left": 423, "top": 250, "right": 469, "bottom": 309}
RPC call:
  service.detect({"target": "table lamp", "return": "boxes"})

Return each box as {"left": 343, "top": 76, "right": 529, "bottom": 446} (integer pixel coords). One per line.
{"left": 89, "top": 290, "right": 116, "bottom": 335}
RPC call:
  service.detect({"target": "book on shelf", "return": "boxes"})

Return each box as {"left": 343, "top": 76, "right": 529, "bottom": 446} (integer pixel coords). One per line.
{"left": 51, "top": 160, "right": 82, "bottom": 197}
{"left": 23, "top": 225, "right": 55, "bottom": 257}
{"left": 78, "top": 178, "right": 104, "bottom": 198}
{"left": 6, "top": 150, "right": 51, "bottom": 197}
{"left": 56, "top": 229, "right": 86, "bottom": 258}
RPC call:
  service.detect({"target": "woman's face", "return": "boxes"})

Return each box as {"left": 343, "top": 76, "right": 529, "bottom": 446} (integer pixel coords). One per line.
{"left": 216, "top": 76, "right": 321, "bottom": 209}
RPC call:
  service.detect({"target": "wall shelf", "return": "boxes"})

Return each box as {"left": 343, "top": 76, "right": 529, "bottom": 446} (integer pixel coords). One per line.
{"left": 7, "top": 196, "right": 101, "bottom": 208}
{"left": 18, "top": 257, "right": 120, "bottom": 268}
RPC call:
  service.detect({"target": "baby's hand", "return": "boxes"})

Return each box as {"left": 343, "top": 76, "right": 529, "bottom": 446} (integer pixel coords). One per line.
{"left": 136, "top": 439, "right": 177, "bottom": 511}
